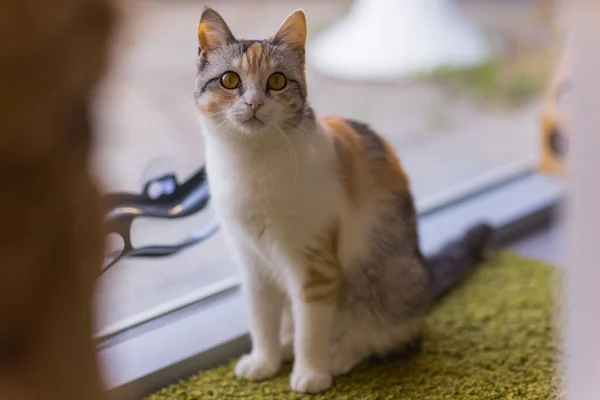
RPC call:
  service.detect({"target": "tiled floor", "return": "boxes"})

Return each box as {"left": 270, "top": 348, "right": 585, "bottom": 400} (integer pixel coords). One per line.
{"left": 93, "top": 0, "right": 552, "bottom": 333}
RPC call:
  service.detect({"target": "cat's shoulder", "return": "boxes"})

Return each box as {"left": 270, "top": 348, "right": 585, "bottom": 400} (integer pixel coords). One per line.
{"left": 321, "top": 116, "right": 388, "bottom": 160}
{"left": 321, "top": 115, "right": 409, "bottom": 195}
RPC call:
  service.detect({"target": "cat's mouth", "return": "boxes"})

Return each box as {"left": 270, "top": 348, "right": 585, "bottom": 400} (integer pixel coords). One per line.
{"left": 242, "top": 116, "right": 265, "bottom": 128}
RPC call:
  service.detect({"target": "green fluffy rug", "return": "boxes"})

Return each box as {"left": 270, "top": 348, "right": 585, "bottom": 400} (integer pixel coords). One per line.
{"left": 148, "top": 253, "right": 560, "bottom": 399}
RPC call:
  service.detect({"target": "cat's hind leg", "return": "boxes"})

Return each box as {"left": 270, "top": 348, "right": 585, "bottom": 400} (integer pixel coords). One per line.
{"left": 330, "top": 317, "right": 424, "bottom": 376}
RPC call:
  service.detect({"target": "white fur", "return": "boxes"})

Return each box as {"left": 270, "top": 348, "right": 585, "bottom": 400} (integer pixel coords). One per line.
{"left": 202, "top": 111, "right": 352, "bottom": 392}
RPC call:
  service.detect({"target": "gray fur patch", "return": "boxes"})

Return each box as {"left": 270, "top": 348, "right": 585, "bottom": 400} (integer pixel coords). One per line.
{"left": 346, "top": 119, "right": 387, "bottom": 162}
{"left": 339, "top": 190, "right": 432, "bottom": 326}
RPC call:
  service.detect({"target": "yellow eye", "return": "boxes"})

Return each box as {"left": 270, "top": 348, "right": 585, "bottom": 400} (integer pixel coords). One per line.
{"left": 267, "top": 72, "right": 287, "bottom": 91}
{"left": 220, "top": 71, "right": 241, "bottom": 89}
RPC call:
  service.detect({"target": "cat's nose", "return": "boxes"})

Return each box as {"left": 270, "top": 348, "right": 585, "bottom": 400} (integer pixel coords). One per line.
{"left": 245, "top": 99, "right": 263, "bottom": 112}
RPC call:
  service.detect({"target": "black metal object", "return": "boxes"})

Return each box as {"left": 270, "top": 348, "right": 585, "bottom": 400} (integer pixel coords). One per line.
{"left": 102, "top": 166, "right": 218, "bottom": 272}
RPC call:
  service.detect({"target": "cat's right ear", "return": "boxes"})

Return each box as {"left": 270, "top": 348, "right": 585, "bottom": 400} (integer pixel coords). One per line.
{"left": 197, "top": 8, "right": 235, "bottom": 56}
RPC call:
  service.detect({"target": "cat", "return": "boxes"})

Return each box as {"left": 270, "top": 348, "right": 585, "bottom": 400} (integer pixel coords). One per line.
{"left": 195, "top": 8, "right": 492, "bottom": 394}
{"left": 0, "top": 0, "right": 115, "bottom": 399}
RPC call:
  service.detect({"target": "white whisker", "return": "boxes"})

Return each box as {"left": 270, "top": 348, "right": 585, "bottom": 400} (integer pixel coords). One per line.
{"left": 280, "top": 120, "right": 316, "bottom": 153}
{"left": 275, "top": 123, "right": 299, "bottom": 186}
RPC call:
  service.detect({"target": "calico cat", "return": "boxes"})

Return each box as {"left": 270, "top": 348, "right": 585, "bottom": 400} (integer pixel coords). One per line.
{"left": 195, "top": 8, "right": 492, "bottom": 393}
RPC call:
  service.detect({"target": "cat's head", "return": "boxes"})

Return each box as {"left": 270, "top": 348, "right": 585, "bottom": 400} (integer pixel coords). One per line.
{"left": 194, "top": 8, "right": 308, "bottom": 136}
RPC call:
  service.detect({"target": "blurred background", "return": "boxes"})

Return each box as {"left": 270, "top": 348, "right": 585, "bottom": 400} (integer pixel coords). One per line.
{"left": 92, "top": 0, "right": 561, "bottom": 337}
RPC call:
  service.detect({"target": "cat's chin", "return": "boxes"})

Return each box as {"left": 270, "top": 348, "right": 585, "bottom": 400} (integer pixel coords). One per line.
{"left": 236, "top": 117, "right": 268, "bottom": 134}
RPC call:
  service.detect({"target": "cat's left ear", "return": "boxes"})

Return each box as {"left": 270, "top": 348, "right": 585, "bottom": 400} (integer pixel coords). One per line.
{"left": 197, "top": 8, "right": 235, "bottom": 55}
{"left": 273, "top": 10, "right": 307, "bottom": 51}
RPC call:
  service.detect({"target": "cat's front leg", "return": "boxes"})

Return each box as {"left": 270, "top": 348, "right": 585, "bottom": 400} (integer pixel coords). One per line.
{"left": 289, "top": 258, "right": 340, "bottom": 393}
{"left": 290, "top": 299, "right": 336, "bottom": 393}
{"left": 235, "top": 253, "right": 284, "bottom": 381}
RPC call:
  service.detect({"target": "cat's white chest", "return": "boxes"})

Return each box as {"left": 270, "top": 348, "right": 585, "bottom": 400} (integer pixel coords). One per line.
{"left": 210, "top": 168, "right": 304, "bottom": 244}
{"left": 204, "top": 125, "right": 340, "bottom": 272}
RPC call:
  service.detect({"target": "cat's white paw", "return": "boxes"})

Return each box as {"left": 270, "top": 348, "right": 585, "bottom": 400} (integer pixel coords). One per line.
{"left": 290, "top": 366, "right": 332, "bottom": 393}
{"left": 235, "top": 354, "right": 280, "bottom": 381}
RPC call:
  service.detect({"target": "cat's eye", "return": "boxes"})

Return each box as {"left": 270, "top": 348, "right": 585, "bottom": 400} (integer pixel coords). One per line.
{"left": 220, "top": 71, "right": 241, "bottom": 89}
{"left": 267, "top": 72, "right": 287, "bottom": 91}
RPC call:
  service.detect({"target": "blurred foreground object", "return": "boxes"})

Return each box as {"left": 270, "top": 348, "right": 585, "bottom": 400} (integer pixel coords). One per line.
{"left": 540, "top": 48, "right": 570, "bottom": 175}
{"left": 0, "top": 1, "right": 114, "bottom": 400}
{"left": 566, "top": 1, "right": 600, "bottom": 399}
{"left": 308, "top": 0, "right": 489, "bottom": 80}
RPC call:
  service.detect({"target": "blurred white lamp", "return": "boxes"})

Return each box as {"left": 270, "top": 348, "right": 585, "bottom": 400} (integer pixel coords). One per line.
{"left": 308, "top": 0, "right": 489, "bottom": 80}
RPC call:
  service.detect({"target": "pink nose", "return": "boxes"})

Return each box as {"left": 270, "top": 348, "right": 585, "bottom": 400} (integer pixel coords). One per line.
{"left": 246, "top": 100, "right": 263, "bottom": 112}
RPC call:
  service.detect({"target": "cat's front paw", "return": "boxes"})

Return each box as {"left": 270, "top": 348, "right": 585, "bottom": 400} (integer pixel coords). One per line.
{"left": 290, "top": 366, "right": 332, "bottom": 393}
{"left": 235, "top": 354, "right": 280, "bottom": 381}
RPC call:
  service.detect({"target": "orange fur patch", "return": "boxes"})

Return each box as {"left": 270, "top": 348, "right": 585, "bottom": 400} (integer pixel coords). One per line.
{"left": 198, "top": 23, "right": 219, "bottom": 50}
{"left": 201, "top": 90, "right": 237, "bottom": 114}
{"left": 302, "top": 270, "right": 338, "bottom": 303}
{"left": 242, "top": 43, "right": 267, "bottom": 76}
{"left": 323, "top": 116, "right": 410, "bottom": 205}
{"left": 247, "top": 43, "right": 264, "bottom": 70}
{"left": 372, "top": 137, "right": 410, "bottom": 192}
{"left": 301, "top": 222, "right": 341, "bottom": 303}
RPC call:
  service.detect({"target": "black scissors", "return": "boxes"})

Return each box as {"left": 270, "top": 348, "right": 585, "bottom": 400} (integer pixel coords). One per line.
{"left": 102, "top": 166, "right": 219, "bottom": 272}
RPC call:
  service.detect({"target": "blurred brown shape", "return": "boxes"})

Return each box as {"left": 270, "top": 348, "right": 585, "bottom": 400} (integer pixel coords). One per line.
{"left": 0, "top": 0, "right": 115, "bottom": 399}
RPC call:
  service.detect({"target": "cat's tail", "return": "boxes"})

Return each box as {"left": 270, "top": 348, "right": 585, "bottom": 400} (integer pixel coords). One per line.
{"left": 427, "top": 223, "right": 495, "bottom": 301}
